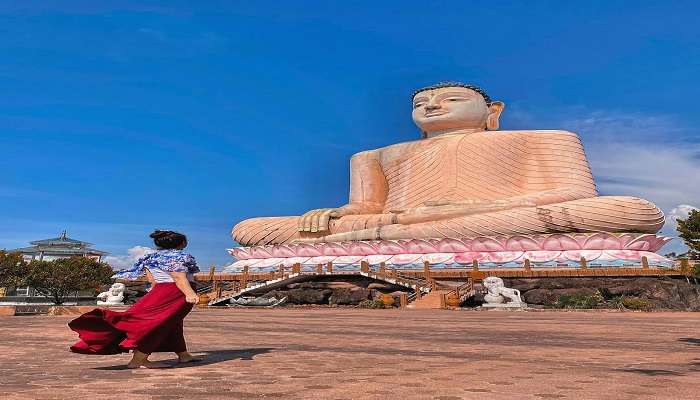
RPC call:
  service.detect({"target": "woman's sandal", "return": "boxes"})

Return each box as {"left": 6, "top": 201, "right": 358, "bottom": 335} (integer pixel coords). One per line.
{"left": 127, "top": 361, "right": 171, "bottom": 369}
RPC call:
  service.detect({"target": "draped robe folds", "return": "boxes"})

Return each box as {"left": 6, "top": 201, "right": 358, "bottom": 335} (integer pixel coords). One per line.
{"left": 232, "top": 130, "right": 665, "bottom": 246}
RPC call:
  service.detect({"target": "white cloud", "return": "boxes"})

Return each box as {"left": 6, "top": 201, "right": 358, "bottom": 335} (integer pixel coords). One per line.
{"left": 104, "top": 246, "right": 155, "bottom": 270}
{"left": 669, "top": 204, "right": 699, "bottom": 222}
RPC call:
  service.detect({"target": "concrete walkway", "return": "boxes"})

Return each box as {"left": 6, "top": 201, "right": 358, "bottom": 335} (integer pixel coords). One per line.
{"left": 1, "top": 309, "right": 699, "bottom": 399}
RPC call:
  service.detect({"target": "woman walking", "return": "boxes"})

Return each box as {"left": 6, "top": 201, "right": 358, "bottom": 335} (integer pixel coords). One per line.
{"left": 69, "top": 230, "right": 200, "bottom": 368}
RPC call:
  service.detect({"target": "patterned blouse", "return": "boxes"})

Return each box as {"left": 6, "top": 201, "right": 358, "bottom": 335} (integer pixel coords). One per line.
{"left": 112, "top": 249, "right": 200, "bottom": 281}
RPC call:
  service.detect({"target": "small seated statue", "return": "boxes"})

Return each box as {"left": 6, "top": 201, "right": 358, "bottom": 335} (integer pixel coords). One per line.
{"left": 232, "top": 82, "right": 664, "bottom": 246}
{"left": 96, "top": 282, "right": 126, "bottom": 306}
{"left": 482, "top": 277, "right": 524, "bottom": 306}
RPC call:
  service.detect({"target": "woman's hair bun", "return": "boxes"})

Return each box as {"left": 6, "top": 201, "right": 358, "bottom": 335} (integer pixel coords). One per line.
{"left": 149, "top": 230, "right": 169, "bottom": 239}
{"left": 149, "top": 229, "right": 187, "bottom": 249}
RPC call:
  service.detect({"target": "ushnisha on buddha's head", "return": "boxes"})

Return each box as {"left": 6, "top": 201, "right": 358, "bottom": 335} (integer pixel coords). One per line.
{"left": 411, "top": 82, "right": 504, "bottom": 138}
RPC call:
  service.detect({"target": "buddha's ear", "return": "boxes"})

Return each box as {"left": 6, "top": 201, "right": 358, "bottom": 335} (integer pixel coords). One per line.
{"left": 486, "top": 101, "right": 505, "bottom": 130}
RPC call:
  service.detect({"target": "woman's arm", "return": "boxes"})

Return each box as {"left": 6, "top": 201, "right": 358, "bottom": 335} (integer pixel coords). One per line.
{"left": 145, "top": 269, "right": 155, "bottom": 286}
{"left": 170, "top": 272, "right": 199, "bottom": 304}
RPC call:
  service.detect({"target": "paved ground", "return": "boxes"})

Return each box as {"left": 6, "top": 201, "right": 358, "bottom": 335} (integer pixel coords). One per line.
{"left": 1, "top": 308, "right": 700, "bottom": 399}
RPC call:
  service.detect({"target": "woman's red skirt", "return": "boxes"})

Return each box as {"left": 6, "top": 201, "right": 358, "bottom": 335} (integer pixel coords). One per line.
{"left": 69, "top": 282, "right": 193, "bottom": 355}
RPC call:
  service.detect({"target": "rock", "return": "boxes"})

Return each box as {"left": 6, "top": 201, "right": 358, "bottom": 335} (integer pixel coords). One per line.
{"left": 286, "top": 288, "right": 332, "bottom": 304}
{"left": 504, "top": 277, "right": 700, "bottom": 310}
{"left": 329, "top": 288, "right": 372, "bottom": 305}
{"left": 522, "top": 289, "right": 556, "bottom": 305}
{"left": 523, "top": 288, "right": 598, "bottom": 306}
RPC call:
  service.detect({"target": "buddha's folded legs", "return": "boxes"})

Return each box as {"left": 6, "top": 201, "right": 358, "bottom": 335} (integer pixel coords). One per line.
{"left": 231, "top": 196, "right": 664, "bottom": 246}
{"left": 323, "top": 196, "right": 665, "bottom": 242}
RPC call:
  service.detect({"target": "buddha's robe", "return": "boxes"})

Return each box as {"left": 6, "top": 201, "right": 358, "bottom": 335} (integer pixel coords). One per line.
{"left": 232, "top": 131, "right": 664, "bottom": 246}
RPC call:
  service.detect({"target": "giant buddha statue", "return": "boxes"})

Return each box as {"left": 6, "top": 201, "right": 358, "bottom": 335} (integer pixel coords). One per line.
{"left": 232, "top": 82, "right": 664, "bottom": 247}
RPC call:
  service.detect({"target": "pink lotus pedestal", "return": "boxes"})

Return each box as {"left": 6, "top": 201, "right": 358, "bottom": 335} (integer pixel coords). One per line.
{"left": 224, "top": 233, "right": 673, "bottom": 273}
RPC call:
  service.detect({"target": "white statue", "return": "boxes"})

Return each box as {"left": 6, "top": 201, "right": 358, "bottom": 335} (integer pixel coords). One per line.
{"left": 482, "top": 277, "right": 525, "bottom": 308}
{"left": 97, "top": 282, "right": 126, "bottom": 306}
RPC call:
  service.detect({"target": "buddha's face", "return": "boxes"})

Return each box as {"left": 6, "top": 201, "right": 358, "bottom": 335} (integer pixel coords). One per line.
{"left": 412, "top": 86, "right": 503, "bottom": 135}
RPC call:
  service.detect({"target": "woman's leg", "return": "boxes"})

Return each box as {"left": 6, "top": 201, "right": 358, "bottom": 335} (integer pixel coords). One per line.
{"left": 159, "top": 307, "right": 200, "bottom": 362}
{"left": 127, "top": 350, "right": 169, "bottom": 369}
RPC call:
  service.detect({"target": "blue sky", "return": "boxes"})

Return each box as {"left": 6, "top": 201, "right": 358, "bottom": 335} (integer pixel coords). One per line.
{"left": 2, "top": 1, "right": 699, "bottom": 268}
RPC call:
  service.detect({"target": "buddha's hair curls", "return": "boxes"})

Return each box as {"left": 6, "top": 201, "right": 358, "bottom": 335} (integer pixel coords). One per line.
{"left": 412, "top": 81, "right": 492, "bottom": 104}
{"left": 149, "top": 230, "right": 187, "bottom": 249}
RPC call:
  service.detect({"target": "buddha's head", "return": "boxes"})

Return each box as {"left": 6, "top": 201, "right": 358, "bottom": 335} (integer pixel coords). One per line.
{"left": 412, "top": 82, "right": 504, "bottom": 137}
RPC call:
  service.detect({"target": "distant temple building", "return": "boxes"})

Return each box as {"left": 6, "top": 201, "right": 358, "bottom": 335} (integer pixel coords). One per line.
{"left": 2, "top": 231, "right": 108, "bottom": 300}
{"left": 11, "top": 230, "right": 107, "bottom": 262}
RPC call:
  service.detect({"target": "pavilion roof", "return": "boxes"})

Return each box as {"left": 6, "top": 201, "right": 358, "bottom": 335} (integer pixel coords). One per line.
{"left": 11, "top": 230, "right": 108, "bottom": 256}
{"left": 12, "top": 246, "right": 108, "bottom": 256}
{"left": 29, "top": 230, "right": 93, "bottom": 247}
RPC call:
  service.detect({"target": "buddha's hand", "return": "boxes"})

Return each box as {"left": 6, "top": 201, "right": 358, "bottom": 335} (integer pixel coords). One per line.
{"left": 298, "top": 208, "right": 347, "bottom": 233}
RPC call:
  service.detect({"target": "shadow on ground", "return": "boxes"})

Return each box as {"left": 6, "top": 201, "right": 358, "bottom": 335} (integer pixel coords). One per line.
{"left": 94, "top": 347, "right": 275, "bottom": 370}
{"left": 618, "top": 368, "right": 684, "bottom": 376}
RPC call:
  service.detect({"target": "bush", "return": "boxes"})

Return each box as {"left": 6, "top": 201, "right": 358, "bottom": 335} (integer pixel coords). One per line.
{"left": 692, "top": 262, "right": 700, "bottom": 279}
{"left": 0, "top": 250, "right": 28, "bottom": 288}
{"left": 358, "top": 299, "right": 385, "bottom": 309}
{"left": 549, "top": 291, "right": 603, "bottom": 309}
{"left": 612, "top": 296, "right": 652, "bottom": 311}
{"left": 621, "top": 297, "right": 651, "bottom": 310}
{"left": 26, "top": 257, "right": 114, "bottom": 304}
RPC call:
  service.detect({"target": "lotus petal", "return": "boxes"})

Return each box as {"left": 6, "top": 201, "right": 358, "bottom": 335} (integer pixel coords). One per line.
{"left": 255, "top": 257, "right": 286, "bottom": 268}
{"left": 388, "top": 254, "right": 423, "bottom": 265}
{"left": 230, "top": 247, "right": 253, "bottom": 259}
{"left": 472, "top": 237, "right": 504, "bottom": 252}
{"left": 248, "top": 246, "right": 274, "bottom": 259}
{"left": 520, "top": 251, "right": 562, "bottom": 262}
{"left": 563, "top": 250, "right": 603, "bottom": 261}
{"left": 641, "top": 235, "right": 672, "bottom": 252}
{"left": 454, "top": 252, "right": 491, "bottom": 263}
{"left": 436, "top": 238, "right": 471, "bottom": 252}
{"left": 304, "top": 256, "right": 337, "bottom": 265}
{"left": 641, "top": 251, "right": 672, "bottom": 262}
{"left": 366, "top": 254, "right": 393, "bottom": 265}
{"left": 345, "top": 241, "right": 379, "bottom": 256}
{"left": 403, "top": 239, "right": 437, "bottom": 254}
{"left": 605, "top": 250, "right": 646, "bottom": 261}
{"left": 580, "top": 249, "right": 604, "bottom": 261}
{"left": 320, "top": 242, "right": 350, "bottom": 256}
{"left": 618, "top": 233, "right": 639, "bottom": 248}
{"left": 270, "top": 245, "right": 297, "bottom": 258}
{"left": 572, "top": 234, "right": 590, "bottom": 246}
{"left": 282, "top": 257, "right": 311, "bottom": 267}
{"left": 422, "top": 253, "right": 455, "bottom": 264}
{"left": 583, "top": 232, "right": 621, "bottom": 250}
{"left": 333, "top": 255, "right": 364, "bottom": 265}
{"left": 542, "top": 234, "right": 582, "bottom": 251}
{"left": 295, "top": 244, "right": 323, "bottom": 257}
{"left": 505, "top": 236, "right": 540, "bottom": 251}
{"left": 376, "top": 240, "right": 407, "bottom": 255}
{"left": 483, "top": 251, "right": 524, "bottom": 263}
{"left": 623, "top": 235, "right": 652, "bottom": 251}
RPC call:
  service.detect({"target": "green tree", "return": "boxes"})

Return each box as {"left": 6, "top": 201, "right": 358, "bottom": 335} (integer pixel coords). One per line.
{"left": 26, "top": 257, "right": 114, "bottom": 304}
{"left": 0, "top": 250, "right": 28, "bottom": 288}
{"left": 677, "top": 209, "right": 700, "bottom": 259}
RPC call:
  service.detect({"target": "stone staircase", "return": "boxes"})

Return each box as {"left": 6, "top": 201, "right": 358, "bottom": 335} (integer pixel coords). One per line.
{"left": 406, "top": 290, "right": 452, "bottom": 309}
{"left": 204, "top": 268, "right": 477, "bottom": 309}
